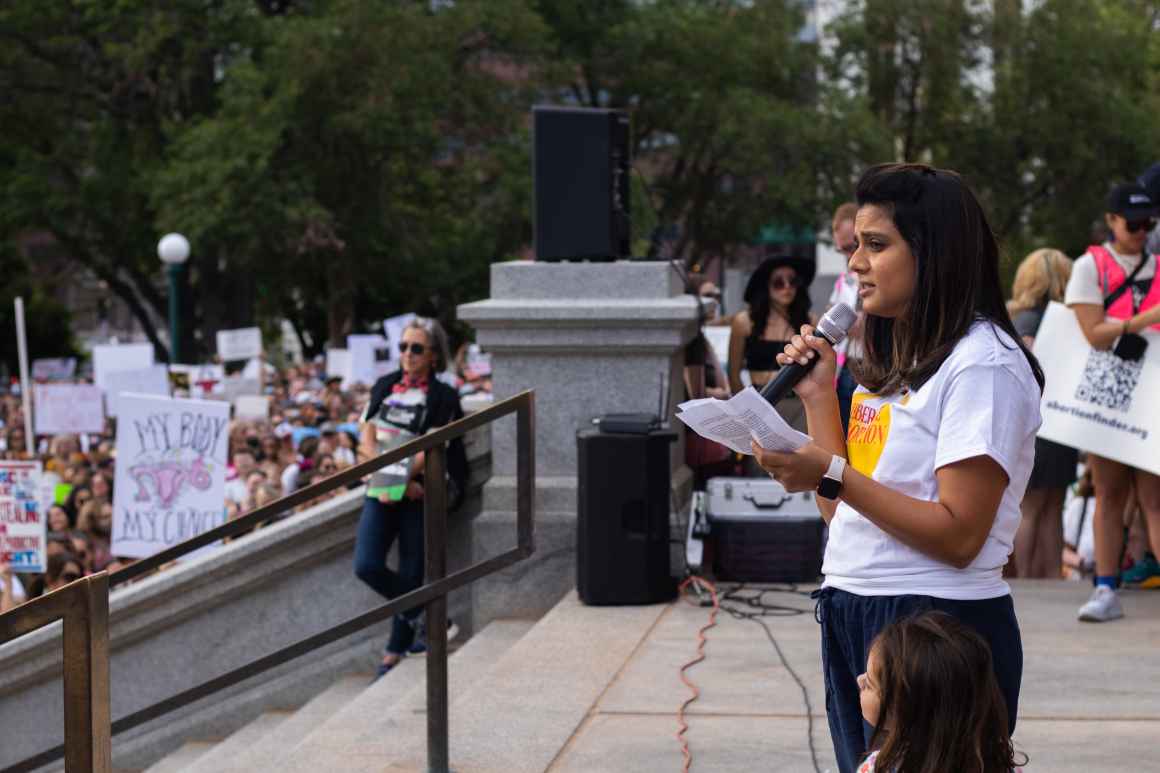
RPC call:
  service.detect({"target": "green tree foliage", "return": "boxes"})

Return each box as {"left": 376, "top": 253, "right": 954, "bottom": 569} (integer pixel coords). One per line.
{"left": 2, "top": 0, "right": 1158, "bottom": 357}
{"left": 830, "top": 0, "right": 1160, "bottom": 267}
{"left": 537, "top": 0, "right": 888, "bottom": 267}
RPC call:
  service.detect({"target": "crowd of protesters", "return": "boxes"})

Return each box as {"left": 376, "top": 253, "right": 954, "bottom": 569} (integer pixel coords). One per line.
{"left": 0, "top": 329, "right": 492, "bottom": 614}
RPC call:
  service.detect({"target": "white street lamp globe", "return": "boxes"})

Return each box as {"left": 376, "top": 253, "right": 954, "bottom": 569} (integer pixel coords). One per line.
{"left": 157, "top": 233, "right": 191, "bottom": 265}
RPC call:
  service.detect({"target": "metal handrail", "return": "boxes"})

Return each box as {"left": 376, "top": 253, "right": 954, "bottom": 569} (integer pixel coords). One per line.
{"left": 0, "top": 389, "right": 535, "bottom": 773}
{"left": 0, "top": 573, "right": 111, "bottom": 773}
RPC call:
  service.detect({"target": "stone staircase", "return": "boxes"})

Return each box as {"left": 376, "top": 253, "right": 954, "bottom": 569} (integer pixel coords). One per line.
{"left": 130, "top": 592, "right": 668, "bottom": 773}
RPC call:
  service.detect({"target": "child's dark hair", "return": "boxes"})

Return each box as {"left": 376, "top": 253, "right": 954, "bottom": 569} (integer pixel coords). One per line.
{"left": 867, "top": 611, "right": 1026, "bottom": 773}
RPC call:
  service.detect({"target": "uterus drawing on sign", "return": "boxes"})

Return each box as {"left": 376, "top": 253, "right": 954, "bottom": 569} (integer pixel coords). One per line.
{"left": 128, "top": 456, "right": 214, "bottom": 508}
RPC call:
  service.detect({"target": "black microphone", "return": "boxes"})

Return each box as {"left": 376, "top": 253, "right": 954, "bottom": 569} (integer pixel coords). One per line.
{"left": 759, "top": 302, "right": 858, "bottom": 405}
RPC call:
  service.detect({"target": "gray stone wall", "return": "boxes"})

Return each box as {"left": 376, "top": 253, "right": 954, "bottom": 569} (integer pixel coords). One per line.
{"left": 459, "top": 261, "right": 698, "bottom": 621}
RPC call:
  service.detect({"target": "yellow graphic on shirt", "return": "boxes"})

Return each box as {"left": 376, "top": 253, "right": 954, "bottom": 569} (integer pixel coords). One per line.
{"left": 847, "top": 393, "right": 892, "bottom": 476}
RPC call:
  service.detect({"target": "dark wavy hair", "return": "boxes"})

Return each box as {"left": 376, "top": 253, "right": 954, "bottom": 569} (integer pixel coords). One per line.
{"left": 748, "top": 262, "right": 811, "bottom": 347}
{"left": 867, "top": 611, "right": 1027, "bottom": 773}
{"left": 851, "top": 163, "right": 1044, "bottom": 395}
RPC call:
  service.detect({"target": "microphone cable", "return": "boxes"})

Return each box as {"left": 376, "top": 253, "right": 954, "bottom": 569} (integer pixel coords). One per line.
{"left": 718, "top": 584, "right": 823, "bottom": 773}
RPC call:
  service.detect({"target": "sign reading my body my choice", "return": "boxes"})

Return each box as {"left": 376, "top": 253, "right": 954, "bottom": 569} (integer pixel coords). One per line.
{"left": 111, "top": 394, "right": 229, "bottom": 559}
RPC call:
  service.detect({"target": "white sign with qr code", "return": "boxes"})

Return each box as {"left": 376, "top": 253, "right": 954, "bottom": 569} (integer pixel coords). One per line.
{"left": 1034, "top": 302, "right": 1160, "bottom": 475}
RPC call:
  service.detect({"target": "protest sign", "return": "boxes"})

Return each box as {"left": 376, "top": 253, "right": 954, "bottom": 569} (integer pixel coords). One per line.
{"left": 169, "top": 364, "right": 226, "bottom": 400}
{"left": 347, "top": 335, "right": 393, "bottom": 386}
{"left": 92, "top": 343, "right": 154, "bottom": 391}
{"left": 32, "top": 357, "right": 77, "bottom": 382}
{"left": 33, "top": 384, "right": 105, "bottom": 435}
{"left": 111, "top": 394, "right": 229, "bottom": 559}
{"left": 216, "top": 327, "right": 263, "bottom": 361}
{"left": 235, "top": 395, "right": 270, "bottom": 420}
{"left": 105, "top": 365, "right": 170, "bottom": 417}
{"left": 1035, "top": 302, "right": 1160, "bottom": 475}
{"left": 326, "top": 348, "right": 352, "bottom": 388}
{"left": 0, "top": 461, "right": 45, "bottom": 573}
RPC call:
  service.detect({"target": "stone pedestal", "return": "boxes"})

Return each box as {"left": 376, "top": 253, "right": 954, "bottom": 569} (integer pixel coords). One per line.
{"left": 458, "top": 261, "right": 698, "bottom": 623}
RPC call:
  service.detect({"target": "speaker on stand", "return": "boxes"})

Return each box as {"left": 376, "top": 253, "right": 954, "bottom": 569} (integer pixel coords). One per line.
{"left": 533, "top": 106, "right": 631, "bottom": 262}
{"left": 576, "top": 427, "right": 678, "bottom": 605}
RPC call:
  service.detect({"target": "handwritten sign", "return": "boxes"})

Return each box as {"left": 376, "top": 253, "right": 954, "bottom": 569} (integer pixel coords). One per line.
{"left": 111, "top": 395, "right": 230, "bottom": 560}
{"left": 105, "top": 365, "right": 170, "bottom": 418}
{"left": 216, "top": 327, "right": 263, "bottom": 361}
{"left": 1035, "top": 302, "right": 1160, "bottom": 475}
{"left": 92, "top": 343, "right": 154, "bottom": 391}
{"left": 32, "top": 357, "right": 77, "bottom": 382}
{"left": 0, "top": 461, "right": 45, "bottom": 573}
{"left": 33, "top": 384, "right": 105, "bottom": 435}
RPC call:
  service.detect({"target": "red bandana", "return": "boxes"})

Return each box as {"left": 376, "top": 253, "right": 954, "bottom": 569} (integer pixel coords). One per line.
{"left": 392, "top": 373, "right": 429, "bottom": 394}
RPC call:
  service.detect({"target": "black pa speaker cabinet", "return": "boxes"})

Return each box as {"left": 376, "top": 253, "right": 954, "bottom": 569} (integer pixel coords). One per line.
{"left": 576, "top": 428, "right": 677, "bottom": 605}
{"left": 533, "top": 106, "right": 631, "bottom": 261}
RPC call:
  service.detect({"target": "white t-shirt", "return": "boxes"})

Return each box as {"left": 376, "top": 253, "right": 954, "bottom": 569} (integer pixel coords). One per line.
{"left": 1064, "top": 242, "right": 1156, "bottom": 309}
{"left": 822, "top": 320, "right": 1042, "bottom": 600}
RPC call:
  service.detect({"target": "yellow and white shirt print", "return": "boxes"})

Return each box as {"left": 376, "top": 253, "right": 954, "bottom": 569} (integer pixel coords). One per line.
{"left": 822, "top": 321, "right": 1043, "bottom": 600}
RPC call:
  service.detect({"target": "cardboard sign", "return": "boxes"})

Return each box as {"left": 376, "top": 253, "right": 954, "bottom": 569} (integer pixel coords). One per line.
{"left": 105, "top": 365, "right": 170, "bottom": 418}
{"left": 33, "top": 384, "right": 105, "bottom": 435}
{"left": 216, "top": 327, "right": 263, "bottom": 361}
{"left": 92, "top": 343, "right": 154, "bottom": 392}
{"left": 1035, "top": 302, "right": 1160, "bottom": 475}
{"left": 168, "top": 364, "right": 226, "bottom": 400}
{"left": 111, "top": 395, "right": 230, "bottom": 560}
{"left": 326, "top": 348, "right": 352, "bottom": 390}
{"left": 32, "top": 357, "right": 77, "bottom": 382}
{"left": 234, "top": 395, "right": 270, "bottom": 420}
{"left": 0, "top": 461, "right": 45, "bottom": 573}
{"left": 347, "top": 335, "right": 393, "bottom": 386}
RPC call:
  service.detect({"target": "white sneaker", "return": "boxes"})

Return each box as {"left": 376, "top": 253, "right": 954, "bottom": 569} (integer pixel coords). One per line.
{"left": 1077, "top": 585, "right": 1124, "bottom": 622}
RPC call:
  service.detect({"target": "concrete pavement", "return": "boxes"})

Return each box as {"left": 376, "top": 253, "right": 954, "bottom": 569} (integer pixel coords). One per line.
{"left": 545, "top": 580, "right": 1160, "bottom": 772}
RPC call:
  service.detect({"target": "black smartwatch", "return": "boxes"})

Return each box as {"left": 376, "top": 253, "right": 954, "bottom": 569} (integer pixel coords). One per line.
{"left": 817, "top": 455, "right": 846, "bottom": 500}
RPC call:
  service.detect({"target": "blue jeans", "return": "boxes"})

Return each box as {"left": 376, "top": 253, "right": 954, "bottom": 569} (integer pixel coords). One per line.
{"left": 815, "top": 588, "right": 1022, "bottom": 773}
{"left": 353, "top": 496, "right": 424, "bottom": 655}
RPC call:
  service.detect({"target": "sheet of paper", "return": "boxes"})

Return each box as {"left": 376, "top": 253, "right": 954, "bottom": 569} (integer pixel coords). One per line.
{"left": 675, "top": 386, "right": 810, "bottom": 455}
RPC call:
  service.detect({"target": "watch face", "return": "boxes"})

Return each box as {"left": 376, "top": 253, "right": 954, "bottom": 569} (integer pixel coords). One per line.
{"left": 817, "top": 477, "right": 841, "bottom": 500}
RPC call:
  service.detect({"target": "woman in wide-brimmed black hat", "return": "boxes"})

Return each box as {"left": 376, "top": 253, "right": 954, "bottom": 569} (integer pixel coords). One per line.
{"left": 727, "top": 254, "right": 816, "bottom": 431}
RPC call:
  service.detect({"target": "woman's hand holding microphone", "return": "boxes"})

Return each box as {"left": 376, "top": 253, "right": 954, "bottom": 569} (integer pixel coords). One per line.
{"left": 751, "top": 324, "right": 841, "bottom": 492}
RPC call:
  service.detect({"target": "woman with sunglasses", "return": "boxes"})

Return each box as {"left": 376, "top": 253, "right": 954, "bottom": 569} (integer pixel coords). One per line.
{"left": 353, "top": 317, "right": 467, "bottom": 676}
{"left": 750, "top": 164, "right": 1043, "bottom": 772}
{"left": 1064, "top": 183, "right": 1160, "bottom": 621}
{"left": 727, "top": 254, "right": 816, "bottom": 432}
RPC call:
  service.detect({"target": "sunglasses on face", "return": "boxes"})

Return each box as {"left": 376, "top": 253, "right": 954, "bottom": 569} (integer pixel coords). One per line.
{"left": 320, "top": 463, "right": 336, "bottom": 472}
{"left": 398, "top": 342, "right": 427, "bottom": 355}
{"left": 61, "top": 571, "right": 82, "bottom": 583}
{"left": 769, "top": 276, "right": 801, "bottom": 290}
{"left": 1125, "top": 218, "right": 1157, "bottom": 234}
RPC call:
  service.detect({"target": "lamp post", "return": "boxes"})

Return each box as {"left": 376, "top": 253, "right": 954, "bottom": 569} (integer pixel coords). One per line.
{"left": 157, "top": 233, "right": 190, "bottom": 364}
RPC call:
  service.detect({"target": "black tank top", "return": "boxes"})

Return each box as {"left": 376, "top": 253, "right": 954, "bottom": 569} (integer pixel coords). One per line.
{"left": 744, "top": 338, "right": 787, "bottom": 371}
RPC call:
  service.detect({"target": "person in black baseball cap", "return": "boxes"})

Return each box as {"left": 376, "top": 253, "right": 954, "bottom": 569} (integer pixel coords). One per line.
{"left": 1064, "top": 180, "right": 1160, "bottom": 623}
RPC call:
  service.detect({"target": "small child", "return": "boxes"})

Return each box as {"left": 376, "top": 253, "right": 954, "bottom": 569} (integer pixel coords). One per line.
{"left": 856, "top": 611, "right": 1026, "bottom": 773}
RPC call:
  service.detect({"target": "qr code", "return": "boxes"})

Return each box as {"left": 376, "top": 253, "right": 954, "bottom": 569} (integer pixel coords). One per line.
{"left": 1074, "top": 349, "right": 1143, "bottom": 412}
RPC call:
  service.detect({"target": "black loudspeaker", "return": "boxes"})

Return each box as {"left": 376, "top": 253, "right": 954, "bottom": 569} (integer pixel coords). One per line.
{"left": 533, "top": 106, "right": 631, "bottom": 261}
{"left": 576, "top": 428, "right": 677, "bottom": 605}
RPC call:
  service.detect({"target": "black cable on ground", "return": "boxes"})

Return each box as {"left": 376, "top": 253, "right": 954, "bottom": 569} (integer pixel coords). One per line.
{"left": 716, "top": 584, "right": 824, "bottom": 773}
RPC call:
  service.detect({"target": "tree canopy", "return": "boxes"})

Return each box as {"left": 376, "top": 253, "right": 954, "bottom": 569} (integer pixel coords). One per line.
{"left": 2, "top": 0, "right": 1158, "bottom": 367}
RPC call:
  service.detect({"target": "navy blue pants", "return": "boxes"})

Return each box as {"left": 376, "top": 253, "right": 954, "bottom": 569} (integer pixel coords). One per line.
{"left": 815, "top": 588, "right": 1022, "bottom": 773}
{"left": 353, "top": 496, "right": 424, "bottom": 655}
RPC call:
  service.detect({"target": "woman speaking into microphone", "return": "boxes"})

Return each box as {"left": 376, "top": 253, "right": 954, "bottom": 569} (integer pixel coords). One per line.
{"left": 752, "top": 164, "right": 1043, "bottom": 772}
